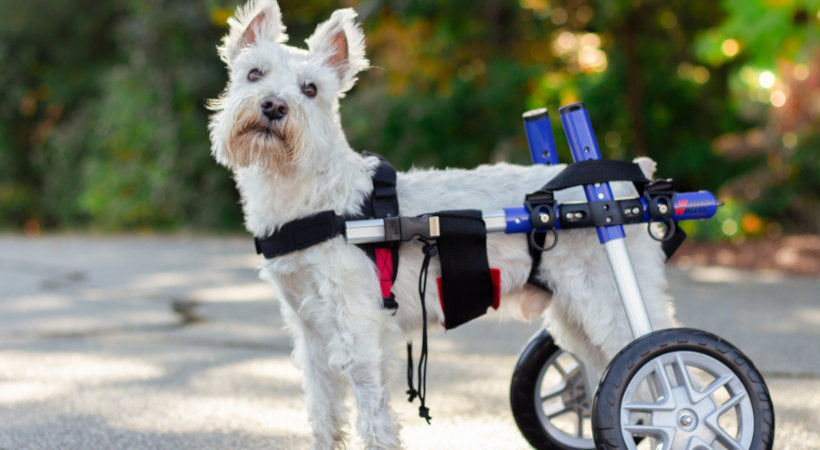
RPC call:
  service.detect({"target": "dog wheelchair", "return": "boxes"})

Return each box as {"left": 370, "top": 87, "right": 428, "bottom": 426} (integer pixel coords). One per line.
{"left": 339, "top": 102, "right": 774, "bottom": 449}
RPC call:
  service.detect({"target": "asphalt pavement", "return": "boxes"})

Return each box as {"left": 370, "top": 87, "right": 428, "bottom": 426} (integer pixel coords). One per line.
{"left": 1, "top": 234, "right": 818, "bottom": 449}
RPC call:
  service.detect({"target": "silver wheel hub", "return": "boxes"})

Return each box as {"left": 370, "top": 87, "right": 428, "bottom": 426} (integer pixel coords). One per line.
{"left": 678, "top": 408, "right": 696, "bottom": 430}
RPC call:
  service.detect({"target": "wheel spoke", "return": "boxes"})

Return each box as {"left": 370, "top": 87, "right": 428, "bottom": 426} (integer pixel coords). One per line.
{"left": 562, "top": 359, "right": 580, "bottom": 376}
{"left": 685, "top": 436, "right": 713, "bottom": 450}
{"left": 553, "top": 360, "right": 568, "bottom": 378}
{"left": 698, "top": 373, "right": 735, "bottom": 400}
{"left": 623, "top": 358, "right": 676, "bottom": 411}
{"left": 540, "top": 380, "right": 568, "bottom": 402}
{"left": 715, "top": 389, "right": 748, "bottom": 416}
{"left": 652, "top": 357, "right": 675, "bottom": 402}
{"left": 709, "top": 426, "right": 744, "bottom": 450}
{"left": 622, "top": 400, "right": 672, "bottom": 412}
{"left": 674, "top": 352, "right": 697, "bottom": 401}
{"left": 542, "top": 400, "right": 570, "bottom": 418}
{"left": 704, "top": 390, "right": 748, "bottom": 450}
{"left": 623, "top": 424, "right": 676, "bottom": 449}
{"left": 675, "top": 352, "right": 736, "bottom": 404}
{"left": 575, "top": 409, "right": 583, "bottom": 437}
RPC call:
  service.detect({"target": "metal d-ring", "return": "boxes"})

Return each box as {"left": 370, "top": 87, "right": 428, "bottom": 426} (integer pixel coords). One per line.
{"left": 647, "top": 217, "right": 676, "bottom": 242}
{"left": 529, "top": 228, "right": 558, "bottom": 252}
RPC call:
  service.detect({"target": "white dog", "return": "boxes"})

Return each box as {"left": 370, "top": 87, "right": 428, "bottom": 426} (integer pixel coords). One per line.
{"left": 208, "top": 1, "right": 676, "bottom": 448}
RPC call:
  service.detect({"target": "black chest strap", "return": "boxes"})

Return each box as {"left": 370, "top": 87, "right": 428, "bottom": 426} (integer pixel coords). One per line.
{"left": 254, "top": 210, "right": 346, "bottom": 259}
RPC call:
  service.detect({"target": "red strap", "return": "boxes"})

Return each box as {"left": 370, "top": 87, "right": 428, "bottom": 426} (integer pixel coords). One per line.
{"left": 375, "top": 248, "right": 394, "bottom": 299}
{"left": 489, "top": 268, "right": 501, "bottom": 309}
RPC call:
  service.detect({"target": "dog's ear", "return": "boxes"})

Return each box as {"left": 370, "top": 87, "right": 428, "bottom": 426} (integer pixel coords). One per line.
{"left": 219, "top": 0, "right": 287, "bottom": 63}
{"left": 306, "top": 8, "right": 369, "bottom": 95}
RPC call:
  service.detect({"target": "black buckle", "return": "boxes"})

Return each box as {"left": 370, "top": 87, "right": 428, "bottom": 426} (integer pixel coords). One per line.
{"left": 383, "top": 215, "right": 442, "bottom": 242}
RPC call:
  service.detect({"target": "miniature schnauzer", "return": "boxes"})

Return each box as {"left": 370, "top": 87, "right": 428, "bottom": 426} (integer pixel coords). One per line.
{"left": 208, "top": 1, "right": 675, "bottom": 447}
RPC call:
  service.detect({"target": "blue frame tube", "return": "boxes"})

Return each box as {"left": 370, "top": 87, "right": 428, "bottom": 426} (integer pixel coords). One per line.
{"left": 558, "top": 103, "right": 655, "bottom": 338}
{"left": 522, "top": 108, "right": 560, "bottom": 165}
{"left": 672, "top": 191, "right": 718, "bottom": 221}
{"left": 558, "top": 103, "right": 625, "bottom": 243}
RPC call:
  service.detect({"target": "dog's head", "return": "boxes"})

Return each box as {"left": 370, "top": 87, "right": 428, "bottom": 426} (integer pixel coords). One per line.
{"left": 208, "top": 0, "right": 368, "bottom": 174}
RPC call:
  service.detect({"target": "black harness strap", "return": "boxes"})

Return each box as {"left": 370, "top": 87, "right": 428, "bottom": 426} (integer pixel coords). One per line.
{"left": 540, "top": 159, "right": 650, "bottom": 192}
{"left": 254, "top": 210, "right": 346, "bottom": 259}
{"left": 526, "top": 231, "right": 552, "bottom": 292}
{"left": 364, "top": 151, "right": 400, "bottom": 219}
{"left": 356, "top": 152, "right": 401, "bottom": 310}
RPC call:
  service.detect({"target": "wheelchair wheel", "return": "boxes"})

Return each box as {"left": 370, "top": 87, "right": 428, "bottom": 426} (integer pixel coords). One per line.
{"left": 510, "top": 329, "right": 595, "bottom": 449}
{"left": 592, "top": 328, "right": 774, "bottom": 449}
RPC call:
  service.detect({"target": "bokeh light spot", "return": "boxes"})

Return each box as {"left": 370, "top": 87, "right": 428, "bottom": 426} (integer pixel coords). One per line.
{"left": 605, "top": 131, "right": 621, "bottom": 149}
{"left": 721, "top": 219, "right": 739, "bottom": 236}
{"left": 660, "top": 11, "right": 677, "bottom": 29}
{"left": 692, "top": 66, "right": 710, "bottom": 84}
{"left": 770, "top": 90, "right": 787, "bottom": 107}
{"left": 793, "top": 64, "right": 810, "bottom": 81}
{"left": 551, "top": 7, "right": 567, "bottom": 25}
{"left": 782, "top": 131, "right": 798, "bottom": 149}
{"left": 758, "top": 71, "right": 776, "bottom": 89}
{"left": 721, "top": 39, "right": 740, "bottom": 57}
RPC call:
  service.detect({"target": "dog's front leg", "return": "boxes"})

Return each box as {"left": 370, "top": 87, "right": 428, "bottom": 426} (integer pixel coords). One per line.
{"left": 280, "top": 301, "right": 349, "bottom": 449}
{"left": 324, "top": 295, "right": 402, "bottom": 450}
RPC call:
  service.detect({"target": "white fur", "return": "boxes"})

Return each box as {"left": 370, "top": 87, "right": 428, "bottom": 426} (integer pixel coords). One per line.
{"left": 208, "top": 2, "right": 677, "bottom": 448}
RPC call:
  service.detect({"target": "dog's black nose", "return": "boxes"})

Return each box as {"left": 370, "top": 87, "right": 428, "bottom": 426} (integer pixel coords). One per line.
{"left": 261, "top": 96, "right": 288, "bottom": 121}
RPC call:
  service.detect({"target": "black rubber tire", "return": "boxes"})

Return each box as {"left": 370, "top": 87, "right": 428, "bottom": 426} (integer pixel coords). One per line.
{"left": 510, "top": 329, "right": 594, "bottom": 449}
{"left": 592, "top": 327, "right": 775, "bottom": 449}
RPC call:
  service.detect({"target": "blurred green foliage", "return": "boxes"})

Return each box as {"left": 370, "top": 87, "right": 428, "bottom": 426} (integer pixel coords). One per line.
{"left": 1, "top": 0, "right": 818, "bottom": 236}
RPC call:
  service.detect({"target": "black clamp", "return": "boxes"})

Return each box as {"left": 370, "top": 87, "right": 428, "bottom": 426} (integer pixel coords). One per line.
{"left": 558, "top": 198, "right": 645, "bottom": 229}
{"left": 644, "top": 179, "right": 677, "bottom": 241}
{"left": 524, "top": 190, "right": 558, "bottom": 252}
{"left": 645, "top": 179, "right": 675, "bottom": 220}
{"left": 524, "top": 190, "right": 558, "bottom": 229}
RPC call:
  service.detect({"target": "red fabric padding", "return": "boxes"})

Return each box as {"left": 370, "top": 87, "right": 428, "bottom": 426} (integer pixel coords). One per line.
{"left": 375, "top": 248, "right": 393, "bottom": 299}
{"left": 437, "top": 268, "right": 501, "bottom": 314}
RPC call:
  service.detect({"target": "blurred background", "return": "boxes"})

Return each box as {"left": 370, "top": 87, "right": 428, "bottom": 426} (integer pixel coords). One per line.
{"left": 2, "top": 0, "right": 819, "bottom": 244}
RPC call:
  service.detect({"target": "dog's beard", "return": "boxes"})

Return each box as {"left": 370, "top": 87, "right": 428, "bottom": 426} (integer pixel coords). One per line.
{"left": 226, "top": 109, "right": 301, "bottom": 174}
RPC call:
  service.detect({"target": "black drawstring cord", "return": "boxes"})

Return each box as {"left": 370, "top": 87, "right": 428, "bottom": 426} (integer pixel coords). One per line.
{"left": 406, "top": 239, "right": 435, "bottom": 424}
{"left": 406, "top": 342, "right": 416, "bottom": 402}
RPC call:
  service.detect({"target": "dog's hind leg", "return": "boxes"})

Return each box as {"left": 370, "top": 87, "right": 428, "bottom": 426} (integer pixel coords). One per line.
{"left": 544, "top": 306, "right": 610, "bottom": 400}
{"left": 280, "top": 301, "right": 349, "bottom": 449}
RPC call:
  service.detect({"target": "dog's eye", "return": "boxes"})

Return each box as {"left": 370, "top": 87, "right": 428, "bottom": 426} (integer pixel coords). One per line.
{"left": 247, "top": 69, "right": 264, "bottom": 82}
{"left": 301, "top": 83, "right": 318, "bottom": 98}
